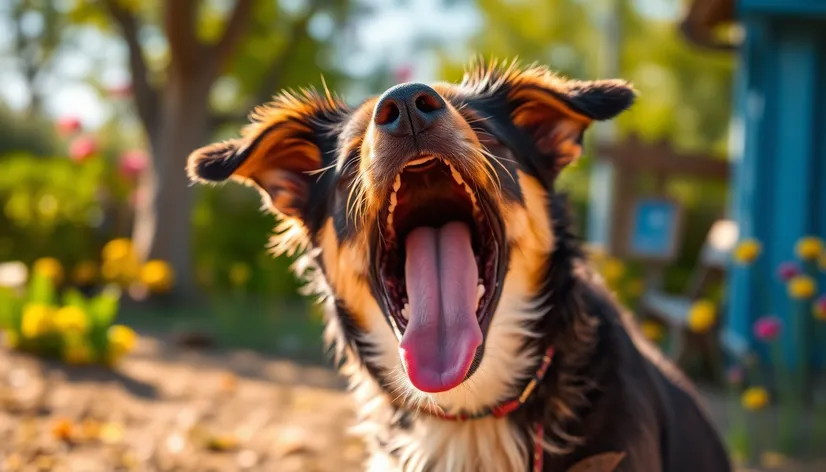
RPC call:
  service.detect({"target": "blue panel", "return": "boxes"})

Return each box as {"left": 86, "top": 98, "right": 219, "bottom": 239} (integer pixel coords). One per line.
{"left": 628, "top": 199, "right": 679, "bottom": 259}
{"left": 726, "top": 15, "right": 826, "bottom": 368}
{"left": 770, "top": 24, "right": 818, "bottom": 366}
{"left": 740, "top": 0, "right": 826, "bottom": 16}
{"left": 726, "top": 15, "right": 773, "bottom": 356}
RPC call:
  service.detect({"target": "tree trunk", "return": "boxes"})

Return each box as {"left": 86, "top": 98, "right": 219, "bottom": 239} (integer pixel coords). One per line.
{"left": 132, "top": 70, "right": 212, "bottom": 301}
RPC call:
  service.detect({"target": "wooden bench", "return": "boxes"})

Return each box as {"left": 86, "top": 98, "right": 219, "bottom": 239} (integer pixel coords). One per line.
{"left": 639, "top": 219, "right": 742, "bottom": 373}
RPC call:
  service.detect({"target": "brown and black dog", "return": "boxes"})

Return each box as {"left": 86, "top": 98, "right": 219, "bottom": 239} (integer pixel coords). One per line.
{"left": 187, "top": 60, "right": 731, "bottom": 472}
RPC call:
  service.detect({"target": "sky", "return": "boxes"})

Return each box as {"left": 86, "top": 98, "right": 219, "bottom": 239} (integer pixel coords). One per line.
{"left": 0, "top": 0, "right": 680, "bottom": 129}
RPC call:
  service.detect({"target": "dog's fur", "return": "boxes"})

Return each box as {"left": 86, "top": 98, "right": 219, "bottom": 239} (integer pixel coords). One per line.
{"left": 187, "top": 60, "right": 731, "bottom": 472}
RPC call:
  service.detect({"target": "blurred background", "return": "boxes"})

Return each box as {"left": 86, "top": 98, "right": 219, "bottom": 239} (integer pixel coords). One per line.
{"left": 0, "top": 0, "right": 824, "bottom": 471}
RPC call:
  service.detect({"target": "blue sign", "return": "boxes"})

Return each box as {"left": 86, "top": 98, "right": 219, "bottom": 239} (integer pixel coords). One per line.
{"left": 628, "top": 199, "right": 680, "bottom": 260}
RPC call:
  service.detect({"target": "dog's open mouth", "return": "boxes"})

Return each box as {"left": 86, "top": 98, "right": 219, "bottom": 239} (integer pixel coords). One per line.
{"left": 375, "top": 156, "right": 502, "bottom": 393}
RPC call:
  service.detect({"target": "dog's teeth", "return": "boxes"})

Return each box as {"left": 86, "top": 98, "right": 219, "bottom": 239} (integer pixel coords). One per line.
{"left": 389, "top": 191, "right": 397, "bottom": 210}
{"left": 450, "top": 165, "right": 464, "bottom": 185}
{"left": 406, "top": 155, "right": 434, "bottom": 168}
{"left": 401, "top": 303, "right": 410, "bottom": 320}
{"left": 476, "top": 284, "right": 485, "bottom": 306}
{"left": 393, "top": 174, "right": 401, "bottom": 191}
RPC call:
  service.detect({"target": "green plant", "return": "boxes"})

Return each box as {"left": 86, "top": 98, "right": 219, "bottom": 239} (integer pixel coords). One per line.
{"left": 0, "top": 267, "right": 136, "bottom": 367}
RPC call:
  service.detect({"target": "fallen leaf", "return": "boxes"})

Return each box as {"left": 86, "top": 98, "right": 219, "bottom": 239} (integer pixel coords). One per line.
{"left": 219, "top": 373, "right": 238, "bottom": 394}
{"left": 99, "top": 422, "right": 124, "bottom": 444}
{"left": 52, "top": 417, "right": 74, "bottom": 443}
{"left": 206, "top": 433, "right": 239, "bottom": 452}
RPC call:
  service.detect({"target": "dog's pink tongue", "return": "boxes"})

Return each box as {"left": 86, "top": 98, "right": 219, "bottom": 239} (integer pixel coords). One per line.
{"left": 400, "top": 222, "right": 481, "bottom": 393}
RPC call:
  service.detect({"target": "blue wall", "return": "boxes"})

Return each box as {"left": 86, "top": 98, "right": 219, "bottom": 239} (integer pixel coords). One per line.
{"left": 727, "top": 8, "right": 826, "bottom": 366}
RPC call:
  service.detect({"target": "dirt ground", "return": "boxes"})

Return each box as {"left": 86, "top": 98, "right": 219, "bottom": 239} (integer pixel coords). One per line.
{"left": 0, "top": 336, "right": 363, "bottom": 472}
{"left": 0, "top": 335, "right": 822, "bottom": 472}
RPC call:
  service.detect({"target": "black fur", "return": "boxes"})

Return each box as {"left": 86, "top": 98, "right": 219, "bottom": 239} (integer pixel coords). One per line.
{"left": 509, "top": 194, "right": 731, "bottom": 471}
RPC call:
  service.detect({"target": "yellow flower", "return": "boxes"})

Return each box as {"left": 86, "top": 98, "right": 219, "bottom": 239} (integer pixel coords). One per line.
{"left": 601, "top": 258, "right": 625, "bottom": 283}
{"left": 71, "top": 261, "right": 98, "bottom": 286}
{"left": 108, "top": 325, "right": 138, "bottom": 356}
{"left": 229, "top": 262, "right": 251, "bottom": 287}
{"left": 795, "top": 236, "right": 823, "bottom": 261}
{"left": 787, "top": 275, "right": 816, "bottom": 299}
{"left": 21, "top": 303, "right": 55, "bottom": 338}
{"left": 54, "top": 306, "right": 88, "bottom": 334}
{"left": 732, "top": 239, "right": 761, "bottom": 265}
{"left": 741, "top": 386, "right": 770, "bottom": 410}
{"left": 33, "top": 257, "right": 63, "bottom": 283}
{"left": 687, "top": 300, "right": 717, "bottom": 333}
{"left": 139, "top": 260, "right": 174, "bottom": 293}
{"left": 640, "top": 320, "right": 665, "bottom": 342}
{"left": 625, "top": 278, "right": 646, "bottom": 298}
{"left": 102, "top": 238, "right": 134, "bottom": 262}
{"left": 63, "top": 342, "right": 93, "bottom": 365}
{"left": 2, "top": 330, "right": 20, "bottom": 349}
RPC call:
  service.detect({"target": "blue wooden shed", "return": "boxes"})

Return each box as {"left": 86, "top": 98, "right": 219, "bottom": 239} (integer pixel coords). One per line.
{"left": 683, "top": 0, "right": 826, "bottom": 366}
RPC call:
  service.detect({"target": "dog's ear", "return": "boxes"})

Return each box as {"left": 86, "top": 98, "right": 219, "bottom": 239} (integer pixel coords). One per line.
{"left": 463, "top": 62, "right": 635, "bottom": 175}
{"left": 187, "top": 91, "right": 348, "bottom": 219}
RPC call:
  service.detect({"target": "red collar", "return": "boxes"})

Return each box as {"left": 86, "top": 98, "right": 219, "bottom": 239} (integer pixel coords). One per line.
{"left": 421, "top": 345, "right": 556, "bottom": 472}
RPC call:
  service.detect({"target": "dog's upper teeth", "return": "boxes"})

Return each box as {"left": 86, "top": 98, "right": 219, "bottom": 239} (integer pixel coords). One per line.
{"left": 393, "top": 174, "right": 401, "bottom": 192}
{"left": 405, "top": 155, "right": 434, "bottom": 168}
{"left": 401, "top": 303, "right": 410, "bottom": 320}
{"left": 476, "top": 284, "right": 485, "bottom": 307}
{"left": 389, "top": 191, "right": 397, "bottom": 210}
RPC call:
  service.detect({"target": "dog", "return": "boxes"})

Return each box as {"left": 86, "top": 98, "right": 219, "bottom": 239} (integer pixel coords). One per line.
{"left": 187, "top": 59, "right": 732, "bottom": 472}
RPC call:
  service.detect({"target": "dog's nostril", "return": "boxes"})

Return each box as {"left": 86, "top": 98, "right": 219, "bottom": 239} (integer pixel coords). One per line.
{"left": 375, "top": 100, "right": 401, "bottom": 126}
{"left": 414, "top": 94, "right": 443, "bottom": 114}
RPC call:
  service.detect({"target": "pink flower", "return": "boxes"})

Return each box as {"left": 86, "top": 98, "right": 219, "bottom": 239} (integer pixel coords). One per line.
{"left": 119, "top": 150, "right": 149, "bottom": 179}
{"left": 777, "top": 262, "right": 801, "bottom": 281}
{"left": 753, "top": 316, "right": 782, "bottom": 342}
{"left": 726, "top": 365, "right": 744, "bottom": 385}
{"left": 68, "top": 136, "right": 98, "bottom": 162}
{"left": 56, "top": 116, "right": 82, "bottom": 136}
{"left": 107, "top": 82, "right": 133, "bottom": 98}
{"left": 394, "top": 64, "right": 413, "bottom": 83}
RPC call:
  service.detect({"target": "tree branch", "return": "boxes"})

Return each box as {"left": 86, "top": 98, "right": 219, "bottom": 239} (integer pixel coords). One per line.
{"left": 164, "top": 0, "right": 200, "bottom": 70}
{"left": 101, "top": 0, "right": 159, "bottom": 134}
{"left": 212, "top": 0, "right": 255, "bottom": 71}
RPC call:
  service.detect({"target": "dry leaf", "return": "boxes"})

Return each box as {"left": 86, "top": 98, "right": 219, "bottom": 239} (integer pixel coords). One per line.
{"left": 566, "top": 452, "right": 626, "bottom": 472}
{"left": 206, "top": 433, "right": 239, "bottom": 452}
{"left": 51, "top": 417, "right": 74, "bottom": 442}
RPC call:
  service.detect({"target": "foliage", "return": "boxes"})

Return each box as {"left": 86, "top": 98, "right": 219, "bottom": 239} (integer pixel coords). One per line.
{"left": 0, "top": 264, "right": 135, "bottom": 367}
{"left": 445, "top": 0, "right": 734, "bottom": 296}
{"left": 724, "top": 236, "right": 826, "bottom": 464}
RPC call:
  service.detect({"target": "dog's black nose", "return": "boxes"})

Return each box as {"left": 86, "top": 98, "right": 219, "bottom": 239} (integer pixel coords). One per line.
{"left": 373, "top": 83, "right": 447, "bottom": 137}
